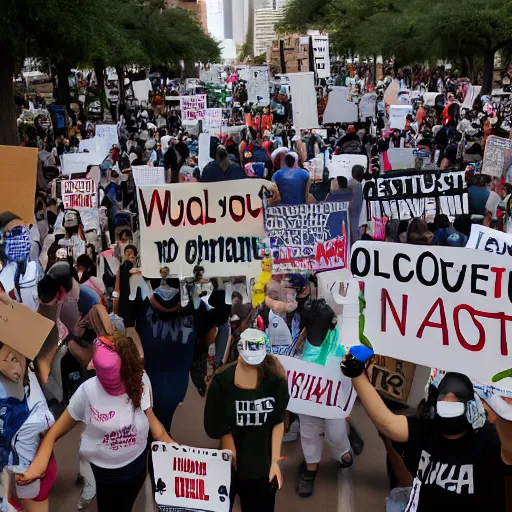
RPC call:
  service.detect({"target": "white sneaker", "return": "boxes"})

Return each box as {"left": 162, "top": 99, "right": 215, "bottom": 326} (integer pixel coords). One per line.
{"left": 77, "top": 477, "right": 95, "bottom": 510}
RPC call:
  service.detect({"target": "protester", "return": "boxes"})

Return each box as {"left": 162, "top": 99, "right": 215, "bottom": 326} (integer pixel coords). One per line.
{"left": 272, "top": 153, "right": 313, "bottom": 205}
{"left": 201, "top": 145, "right": 246, "bottom": 182}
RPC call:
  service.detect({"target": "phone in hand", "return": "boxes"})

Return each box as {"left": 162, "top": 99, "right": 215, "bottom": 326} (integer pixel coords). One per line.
{"left": 270, "top": 476, "right": 279, "bottom": 490}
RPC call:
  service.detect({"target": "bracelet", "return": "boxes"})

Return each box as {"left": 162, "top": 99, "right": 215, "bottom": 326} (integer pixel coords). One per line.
{"left": 112, "top": 291, "right": 120, "bottom": 299}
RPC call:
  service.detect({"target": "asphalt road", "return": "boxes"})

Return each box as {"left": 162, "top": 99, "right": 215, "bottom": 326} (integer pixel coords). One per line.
{"left": 49, "top": 379, "right": 390, "bottom": 512}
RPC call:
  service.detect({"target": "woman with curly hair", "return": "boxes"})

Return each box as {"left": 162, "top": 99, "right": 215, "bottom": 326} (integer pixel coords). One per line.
{"left": 17, "top": 333, "right": 176, "bottom": 511}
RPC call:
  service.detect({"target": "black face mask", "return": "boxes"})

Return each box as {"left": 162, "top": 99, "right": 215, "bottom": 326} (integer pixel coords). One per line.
{"left": 434, "top": 414, "right": 471, "bottom": 436}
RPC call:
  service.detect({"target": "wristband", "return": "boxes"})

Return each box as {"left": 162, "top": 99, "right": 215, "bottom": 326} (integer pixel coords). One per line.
{"left": 340, "top": 354, "right": 366, "bottom": 378}
{"left": 112, "top": 291, "right": 120, "bottom": 299}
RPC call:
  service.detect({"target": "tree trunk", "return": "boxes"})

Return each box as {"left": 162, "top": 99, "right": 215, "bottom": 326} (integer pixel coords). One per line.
{"left": 116, "top": 66, "right": 126, "bottom": 119}
{"left": 460, "top": 53, "right": 469, "bottom": 77}
{"left": 482, "top": 49, "right": 494, "bottom": 94}
{"left": 0, "top": 59, "right": 19, "bottom": 146}
{"left": 56, "top": 61, "right": 71, "bottom": 111}
{"left": 94, "top": 60, "right": 106, "bottom": 121}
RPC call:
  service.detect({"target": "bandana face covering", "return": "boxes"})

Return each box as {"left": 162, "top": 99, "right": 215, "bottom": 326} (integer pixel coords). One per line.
{"left": 4, "top": 226, "right": 31, "bottom": 263}
{"left": 237, "top": 329, "right": 268, "bottom": 366}
{"left": 93, "top": 338, "right": 126, "bottom": 396}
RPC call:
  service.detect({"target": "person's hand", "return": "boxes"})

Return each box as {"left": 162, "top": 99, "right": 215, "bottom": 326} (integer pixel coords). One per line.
{"left": 269, "top": 461, "right": 283, "bottom": 490}
{"left": 341, "top": 346, "right": 374, "bottom": 378}
{"left": 15, "top": 459, "right": 48, "bottom": 486}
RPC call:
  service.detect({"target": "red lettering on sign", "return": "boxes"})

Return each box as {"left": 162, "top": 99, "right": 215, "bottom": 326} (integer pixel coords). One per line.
{"left": 381, "top": 288, "right": 408, "bottom": 336}
{"left": 416, "top": 298, "right": 448, "bottom": 346}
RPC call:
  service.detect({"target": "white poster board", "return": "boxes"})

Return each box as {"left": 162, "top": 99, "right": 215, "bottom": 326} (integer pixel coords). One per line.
{"left": 288, "top": 72, "right": 319, "bottom": 129}
{"left": 322, "top": 87, "right": 358, "bottom": 124}
{"left": 152, "top": 442, "right": 231, "bottom": 512}
{"left": 61, "top": 152, "right": 106, "bottom": 176}
{"left": 482, "top": 135, "right": 512, "bottom": 178}
{"left": 466, "top": 224, "right": 512, "bottom": 256}
{"left": 132, "top": 166, "right": 166, "bottom": 187}
{"left": 277, "top": 356, "right": 357, "bottom": 419}
{"left": 95, "top": 124, "right": 119, "bottom": 150}
{"left": 137, "top": 180, "right": 267, "bottom": 278}
{"left": 360, "top": 93, "right": 377, "bottom": 120}
{"left": 312, "top": 35, "right": 331, "bottom": 79}
{"left": 351, "top": 241, "right": 512, "bottom": 393}
{"left": 381, "top": 147, "right": 416, "bottom": 171}
{"left": 329, "top": 154, "right": 368, "bottom": 179}
{"left": 61, "top": 179, "right": 97, "bottom": 209}
{"left": 181, "top": 95, "right": 207, "bottom": 122}
{"left": 389, "top": 105, "right": 413, "bottom": 129}
{"left": 204, "top": 108, "right": 223, "bottom": 135}
{"left": 198, "top": 132, "right": 212, "bottom": 171}
{"left": 247, "top": 66, "right": 270, "bottom": 106}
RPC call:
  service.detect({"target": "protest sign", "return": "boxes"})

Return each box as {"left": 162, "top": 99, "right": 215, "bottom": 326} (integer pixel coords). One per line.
{"left": 181, "top": 95, "right": 207, "bottom": 122}
{"left": 466, "top": 224, "right": 512, "bottom": 257}
{"left": 265, "top": 202, "right": 350, "bottom": 273}
{"left": 383, "top": 80, "right": 400, "bottom": 106}
{"left": 482, "top": 135, "right": 512, "bottom": 178}
{"left": 137, "top": 180, "right": 267, "bottom": 278}
{"left": 329, "top": 154, "right": 368, "bottom": 179}
{"left": 389, "top": 105, "right": 413, "bottom": 129}
{"left": 152, "top": 442, "right": 231, "bottom": 512}
{"left": 368, "top": 356, "right": 416, "bottom": 404}
{"left": 61, "top": 152, "right": 106, "bottom": 176}
{"left": 288, "top": 72, "right": 319, "bottom": 129}
{"left": 247, "top": 66, "right": 270, "bottom": 106}
{"left": 322, "top": 87, "right": 358, "bottom": 124}
{"left": 204, "top": 108, "right": 223, "bottom": 135}
{"left": 381, "top": 148, "right": 417, "bottom": 171}
{"left": 132, "top": 166, "right": 166, "bottom": 187}
{"left": 350, "top": 241, "right": 512, "bottom": 392}
{"left": 362, "top": 169, "right": 468, "bottom": 220}
{"left": 0, "top": 145, "right": 38, "bottom": 225}
{"left": 95, "top": 124, "right": 119, "bottom": 151}
{"left": 360, "top": 93, "right": 377, "bottom": 120}
{"left": 198, "top": 132, "right": 212, "bottom": 171}
{"left": 277, "top": 356, "right": 356, "bottom": 419}
{"left": 61, "top": 179, "right": 97, "bottom": 209}
{"left": 312, "top": 35, "right": 331, "bottom": 79}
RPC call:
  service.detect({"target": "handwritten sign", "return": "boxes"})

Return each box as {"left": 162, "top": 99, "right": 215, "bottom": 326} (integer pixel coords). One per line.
{"left": 362, "top": 169, "right": 468, "bottom": 220}
{"left": 181, "top": 95, "right": 207, "bottom": 122}
{"left": 389, "top": 105, "right": 413, "bottom": 129}
{"left": 137, "top": 181, "right": 267, "bottom": 278}
{"left": 265, "top": 202, "right": 350, "bottom": 273}
{"left": 152, "top": 443, "right": 231, "bottom": 512}
{"left": 368, "top": 356, "right": 416, "bottom": 404}
{"left": 277, "top": 356, "right": 356, "bottom": 419}
{"left": 466, "top": 224, "right": 512, "bottom": 256}
{"left": 247, "top": 66, "right": 270, "bottom": 106}
{"left": 312, "top": 35, "right": 331, "bottom": 79}
{"left": 62, "top": 179, "right": 97, "bottom": 209}
{"left": 329, "top": 154, "right": 367, "bottom": 179}
{"left": 204, "top": 108, "right": 223, "bottom": 135}
{"left": 482, "top": 135, "right": 512, "bottom": 178}
{"left": 132, "top": 166, "right": 166, "bottom": 187}
{"left": 351, "top": 241, "right": 512, "bottom": 392}
{"left": 61, "top": 152, "right": 106, "bottom": 176}
{"left": 95, "top": 124, "right": 119, "bottom": 150}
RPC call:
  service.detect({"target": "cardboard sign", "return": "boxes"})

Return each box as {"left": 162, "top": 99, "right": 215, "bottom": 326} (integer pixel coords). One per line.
{"left": 277, "top": 356, "right": 357, "bottom": 419}
{"left": 482, "top": 135, "right": 512, "bottom": 178}
{"left": 204, "top": 108, "right": 223, "bottom": 135}
{"left": 61, "top": 152, "right": 106, "bottom": 176}
{"left": 288, "top": 72, "right": 319, "bottom": 129}
{"left": 137, "top": 181, "right": 267, "bottom": 278}
{"left": 350, "top": 241, "right": 512, "bottom": 392}
{"left": 61, "top": 179, "right": 97, "bottom": 209}
{"left": 181, "top": 95, "right": 207, "bottom": 122}
{"left": 359, "top": 93, "right": 377, "bottom": 120}
{"left": 381, "top": 148, "right": 417, "bottom": 171}
{"left": 247, "top": 66, "right": 270, "bottom": 106}
{"left": 389, "top": 105, "right": 413, "bottom": 129}
{"left": 312, "top": 35, "right": 331, "bottom": 79}
{"left": 265, "top": 202, "right": 350, "bottom": 273}
{"left": 151, "top": 442, "right": 231, "bottom": 512}
{"left": 362, "top": 169, "right": 468, "bottom": 220}
{"left": 0, "top": 299, "right": 54, "bottom": 360}
{"left": 0, "top": 145, "right": 38, "bottom": 225}
{"left": 466, "top": 224, "right": 512, "bottom": 257}
{"left": 368, "top": 356, "right": 416, "bottom": 404}
{"left": 322, "top": 87, "right": 358, "bottom": 124}
{"left": 329, "top": 154, "right": 368, "bottom": 179}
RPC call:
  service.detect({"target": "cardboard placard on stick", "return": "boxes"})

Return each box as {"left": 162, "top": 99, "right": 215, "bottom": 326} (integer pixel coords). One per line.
{"left": 0, "top": 145, "right": 38, "bottom": 225}
{"left": 368, "top": 356, "right": 416, "bottom": 404}
{"left": 0, "top": 299, "right": 54, "bottom": 360}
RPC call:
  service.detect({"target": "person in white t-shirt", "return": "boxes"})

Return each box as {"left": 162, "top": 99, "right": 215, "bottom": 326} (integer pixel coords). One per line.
{"left": 17, "top": 333, "right": 175, "bottom": 511}
{"left": 160, "top": 128, "right": 172, "bottom": 155}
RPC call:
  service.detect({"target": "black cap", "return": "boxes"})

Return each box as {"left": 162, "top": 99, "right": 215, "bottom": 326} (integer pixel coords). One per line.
{"left": 437, "top": 372, "right": 474, "bottom": 402}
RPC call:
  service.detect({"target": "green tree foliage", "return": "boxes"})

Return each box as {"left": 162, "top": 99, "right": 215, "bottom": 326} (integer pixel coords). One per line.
{"left": 0, "top": 0, "right": 220, "bottom": 145}
{"left": 278, "top": 0, "right": 512, "bottom": 93}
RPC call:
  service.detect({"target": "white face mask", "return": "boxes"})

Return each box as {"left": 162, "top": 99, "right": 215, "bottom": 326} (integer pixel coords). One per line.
{"left": 436, "top": 400, "right": 465, "bottom": 418}
{"left": 238, "top": 328, "right": 268, "bottom": 366}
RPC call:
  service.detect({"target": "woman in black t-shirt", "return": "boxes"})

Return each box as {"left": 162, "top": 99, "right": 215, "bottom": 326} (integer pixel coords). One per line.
{"left": 204, "top": 329, "right": 290, "bottom": 512}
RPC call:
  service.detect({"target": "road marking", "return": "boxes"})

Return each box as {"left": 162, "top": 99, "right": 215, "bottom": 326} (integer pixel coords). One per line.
{"left": 338, "top": 467, "right": 355, "bottom": 512}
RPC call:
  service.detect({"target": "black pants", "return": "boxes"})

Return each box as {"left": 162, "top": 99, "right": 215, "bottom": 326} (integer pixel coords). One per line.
{"left": 91, "top": 449, "right": 147, "bottom": 512}
{"left": 231, "top": 475, "right": 276, "bottom": 512}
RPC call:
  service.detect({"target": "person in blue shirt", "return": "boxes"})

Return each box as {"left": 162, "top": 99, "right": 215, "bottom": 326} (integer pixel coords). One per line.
{"left": 200, "top": 145, "right": 246, "bottom": 182}
{"left": 272, "top": 154, "right": 313, "bottom": 205}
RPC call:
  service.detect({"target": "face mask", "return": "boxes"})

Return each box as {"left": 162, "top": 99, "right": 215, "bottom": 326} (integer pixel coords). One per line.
{"left": 238, "top": 328, "right": 268, "bottom": 366}
{"left": 93, "top": 338, "right": 126, "bottom": 396}
{"left": 435, "top": 401, "right": 470, "bottom": 436}
{"left": 3, "top": 226, "right": 31, "bottom": 263}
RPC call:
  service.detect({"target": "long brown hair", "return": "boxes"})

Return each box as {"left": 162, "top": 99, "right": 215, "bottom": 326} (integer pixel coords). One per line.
{"left": 105, "top": 333, "right": 144, "bottom": 409}
{"left": 215, "top": 354, "right": 287, "bottom": 386}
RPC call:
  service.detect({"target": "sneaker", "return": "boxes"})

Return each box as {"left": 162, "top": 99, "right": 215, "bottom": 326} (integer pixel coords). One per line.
{"left": 77, "top": 477, "right": 95, "bottom": 510}
{"left": 349, "top": 423, "right": 365, "bottom": 456}
{"left": 339, "top": 450, "right": 354, "bottom": 469}
{"left": 296, "top": 462, "right": 317, "bottom": 498}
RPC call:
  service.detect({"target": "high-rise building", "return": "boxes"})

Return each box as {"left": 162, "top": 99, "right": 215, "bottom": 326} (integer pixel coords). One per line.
{"left": 168, "top": 0, "right": 208, "bottom": 33}
{"left": 253, "top": 1, "right": 285, "bottom": 57}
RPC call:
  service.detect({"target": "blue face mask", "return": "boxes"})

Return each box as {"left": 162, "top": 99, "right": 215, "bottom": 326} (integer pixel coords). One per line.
{"left": 4, "top": 226, "right": 31, "bottom": 263}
